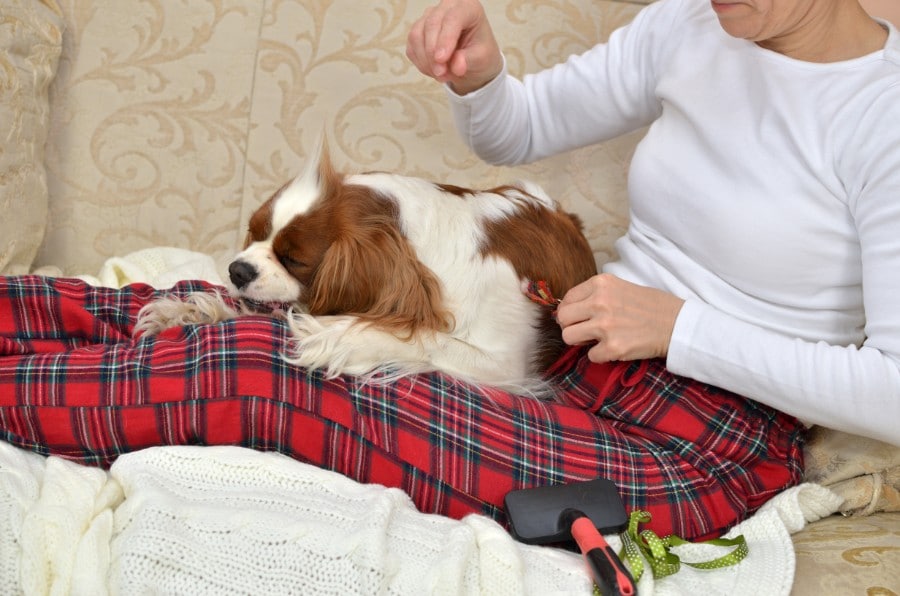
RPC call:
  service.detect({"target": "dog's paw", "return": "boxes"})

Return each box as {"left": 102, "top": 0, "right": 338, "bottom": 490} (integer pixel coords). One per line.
{"left": 282, "top": 314, "right": 352, "bottom": 371}
{"left": 282, "top": 312, "right": 334, "bottom": 339}
{"left": 282, "top": 314, "right": 440, "bottom": 384}
{"left": 283, "top": 313, "right": 414, "bottom": 379}
{"left": 134, "top": 292, "right": 238, "bottom": 337}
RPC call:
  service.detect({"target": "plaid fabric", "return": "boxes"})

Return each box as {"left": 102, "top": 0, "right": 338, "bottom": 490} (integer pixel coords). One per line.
{"left": 0, "top": 275, "right": 804, "bottom": 541}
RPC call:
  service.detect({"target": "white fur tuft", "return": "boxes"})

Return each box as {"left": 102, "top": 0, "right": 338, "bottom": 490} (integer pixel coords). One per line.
{"left": 134, "top": 291, "right": 240, "bottom": 337}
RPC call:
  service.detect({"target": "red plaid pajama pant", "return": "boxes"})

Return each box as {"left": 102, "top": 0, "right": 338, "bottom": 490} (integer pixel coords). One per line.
{"left": 0, "top": 276, "right": 804, "bottom": 541}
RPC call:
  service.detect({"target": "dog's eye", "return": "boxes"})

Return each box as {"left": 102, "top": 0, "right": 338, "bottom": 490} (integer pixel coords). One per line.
{"left": 278, "top": 255, "right": 306, "bottom": 270}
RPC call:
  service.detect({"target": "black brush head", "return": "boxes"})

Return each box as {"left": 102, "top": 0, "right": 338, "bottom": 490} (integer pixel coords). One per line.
{"left": 504, "top": 478, "right": 629, "bottom": 544}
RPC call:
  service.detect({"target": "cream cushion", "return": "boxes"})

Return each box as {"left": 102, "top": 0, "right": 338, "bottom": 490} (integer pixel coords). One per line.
{"left": 0, "top": 0, "right": 63, "bottom": 275}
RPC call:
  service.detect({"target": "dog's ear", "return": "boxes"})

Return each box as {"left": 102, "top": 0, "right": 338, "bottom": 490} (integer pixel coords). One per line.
{"left": 290, "top": 132, "right": 339, "bottom": 198}
{"left": 306, "top": 228, "right": 453, "bottom": 337}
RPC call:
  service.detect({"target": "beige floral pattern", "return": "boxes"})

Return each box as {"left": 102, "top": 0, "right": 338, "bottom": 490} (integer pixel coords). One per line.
{"left": 793, "top": 512, "right": 900, "bottom": 595}
{"left": 36, "top": 0, "right": 644, "bottom": 275}
{"left": 40, "top": 0, "right": 263, "bottom": 272}
{"left": 0, "top": 0, "right": 63, "bottom": 275}
{"left": 804, "top": 426, "right": 900, "bottom": 517}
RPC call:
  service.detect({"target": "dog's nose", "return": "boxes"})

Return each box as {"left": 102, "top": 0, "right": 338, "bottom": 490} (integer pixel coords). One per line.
{"left": 228, "top": 261, "right": 258, "bottom": 289}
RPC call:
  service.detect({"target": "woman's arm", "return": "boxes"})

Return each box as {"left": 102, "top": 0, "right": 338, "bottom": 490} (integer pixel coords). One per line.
{"left": 668, "top": 301, "right": 900, "bottom": 447}
{"left": 668, "top": 90, "right": 900, "bottom": 447}
{"left": 446, "top": 0, "right": 685, "bottom": 165}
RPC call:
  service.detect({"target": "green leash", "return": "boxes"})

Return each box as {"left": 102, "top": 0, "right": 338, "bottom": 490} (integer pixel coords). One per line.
{"left": 618, "top": 511, "right": 749, "bottom": 582}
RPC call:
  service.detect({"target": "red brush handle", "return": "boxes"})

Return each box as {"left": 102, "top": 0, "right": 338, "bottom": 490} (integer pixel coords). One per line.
{"left": 571, "top": 516, "right": 636, "bottom": 596}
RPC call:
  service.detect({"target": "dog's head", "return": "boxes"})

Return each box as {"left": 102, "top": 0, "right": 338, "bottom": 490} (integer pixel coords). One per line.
{"left": 229, "top": 139, "right": 452, "bottom": 335}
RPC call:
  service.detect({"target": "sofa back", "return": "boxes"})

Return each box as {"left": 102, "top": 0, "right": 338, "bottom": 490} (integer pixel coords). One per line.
{"left": 29, "top": 0, "right": 648, "bottom": 276}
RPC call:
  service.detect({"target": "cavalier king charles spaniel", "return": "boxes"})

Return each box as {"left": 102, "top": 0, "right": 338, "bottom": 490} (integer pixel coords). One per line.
{"left": 136, "top": 139, "right": 596, "bottom": 395}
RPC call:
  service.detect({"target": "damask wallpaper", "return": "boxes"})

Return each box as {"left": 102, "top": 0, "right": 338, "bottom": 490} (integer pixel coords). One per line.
{"left": 0, "top": 0, "right": 63, "bottom": 275}
{"left": 37, "top": 0, "right": 646, "bottom": 276}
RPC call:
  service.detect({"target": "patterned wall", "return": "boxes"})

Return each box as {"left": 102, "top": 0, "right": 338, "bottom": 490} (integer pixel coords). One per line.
{"left": 37, "top": 0, "right": 647, "bottom": 275}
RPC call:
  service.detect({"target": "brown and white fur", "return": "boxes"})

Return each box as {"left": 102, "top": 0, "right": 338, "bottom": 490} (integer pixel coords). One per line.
{"left": 136, "top": 140, "right": 597, "bottom": 395}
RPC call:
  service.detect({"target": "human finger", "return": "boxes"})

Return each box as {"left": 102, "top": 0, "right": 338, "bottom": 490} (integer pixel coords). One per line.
{"left": 560, "top": 276, "right": 600, "bottom": 306}
{"left": 556, "top": 275, "right": 606, "bottom": 327}
{"left": 422, "top": 5, "right": 455, "bottom": 77}
{"left": 448, "top": 49, "right": 469, "bottom": 78}
{"left": 555, "top": 298, "right": 591, "bottom": 329}
{"left": 586, "top": 341, "right": 613, "bottom": 364}
{"left": 406, "top": 16, "right": 428, "bottom": 73}
{"left": 408, "top": 6, "right": 447, "bottom": 78}
{"left": 430, "top": 5, "right": 473, "bottom": 65}
{"left": 560, "top": 318, "right": 602, "bottom": 347}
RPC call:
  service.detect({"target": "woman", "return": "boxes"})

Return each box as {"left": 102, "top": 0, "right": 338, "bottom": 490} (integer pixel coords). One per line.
{"left": 406, "top": 0, "right": 900, "bottom": 446}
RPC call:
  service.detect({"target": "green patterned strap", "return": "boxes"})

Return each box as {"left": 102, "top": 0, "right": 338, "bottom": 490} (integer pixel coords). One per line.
{"left": 619, "top": 511, "right": 749, "bottom": 582}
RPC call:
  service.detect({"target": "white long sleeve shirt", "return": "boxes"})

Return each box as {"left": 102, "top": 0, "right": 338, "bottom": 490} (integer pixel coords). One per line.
{"left": 447, "top": 0, "right": 900, "bottom": 446}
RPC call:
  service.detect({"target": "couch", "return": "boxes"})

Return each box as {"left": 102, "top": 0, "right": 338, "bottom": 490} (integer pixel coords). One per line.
{"left": 2, "top": 0, "right": 898, "bottom": 593}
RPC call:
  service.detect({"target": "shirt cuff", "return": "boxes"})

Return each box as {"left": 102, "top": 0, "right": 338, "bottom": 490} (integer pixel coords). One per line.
{"left": 666, "top": 297, "right": 705, "bottom": 377}
{"left": 444, "top": 56, "right": 509, "bottom": 104}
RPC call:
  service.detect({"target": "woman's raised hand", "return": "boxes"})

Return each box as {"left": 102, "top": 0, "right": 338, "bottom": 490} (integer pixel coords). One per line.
{"left": 406, "top": 0, "right": 504, "bottom": 95}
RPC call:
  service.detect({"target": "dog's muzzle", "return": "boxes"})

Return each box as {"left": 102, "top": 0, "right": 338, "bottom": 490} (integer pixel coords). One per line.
{"left": 228, "top": 260, "right": 258, "bottom": 290}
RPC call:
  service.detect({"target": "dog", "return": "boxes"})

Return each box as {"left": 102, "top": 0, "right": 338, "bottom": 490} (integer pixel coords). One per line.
{"left": 135, "top": 139, "right": 597, "bottom": 395}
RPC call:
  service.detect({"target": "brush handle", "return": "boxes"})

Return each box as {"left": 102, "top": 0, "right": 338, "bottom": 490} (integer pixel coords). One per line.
{"left": 570, "top": 516, "right": 636, "bottom": 596}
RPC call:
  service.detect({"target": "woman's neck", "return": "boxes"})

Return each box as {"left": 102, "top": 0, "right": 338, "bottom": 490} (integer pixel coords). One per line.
{"left": 758, "top": 2, "right": 888, "bottom": 62}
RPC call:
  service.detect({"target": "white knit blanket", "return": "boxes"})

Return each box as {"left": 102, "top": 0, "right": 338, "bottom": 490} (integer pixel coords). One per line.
{"left": 0, "top": 442, "right": 842, "bottom": 596}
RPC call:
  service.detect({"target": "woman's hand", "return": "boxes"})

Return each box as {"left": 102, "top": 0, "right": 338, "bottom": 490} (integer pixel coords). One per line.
{"left": 406, "top": 0, "right": 504, "bottom": 95}
{"left": 556, "top": 274, "right": 685, "bottom": 363}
